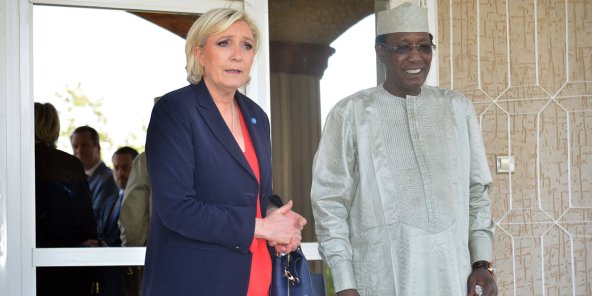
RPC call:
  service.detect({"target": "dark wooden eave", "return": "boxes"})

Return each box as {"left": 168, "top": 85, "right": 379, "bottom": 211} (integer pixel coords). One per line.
{"left": 129, "top": 11, "right": 200, "bottom": 39}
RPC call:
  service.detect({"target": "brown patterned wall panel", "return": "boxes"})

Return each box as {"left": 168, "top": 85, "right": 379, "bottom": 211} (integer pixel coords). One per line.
{"left": 509, "top": 114, "right": 538, "bottom": 208}
{"left": 560, "top": 208, "right": 592, "bottom": 222}
{"left": 462, "top": 89, "right": 496, "bottom": 117}
{"left": 438, "top": 0, "right": 452, "bottom": 88}
{"left": 564, "top": 95, "right": 592, "bottom": 111}
{"left": 560, "top": 209, "right": 592, "bottom": 240}
{"left": 500, "top": 85, "right": 550, "bottom": 101}
{"left": 568, "top": 0, "right": 592, "bottom": 81}
{"left": 501, "top": 208, "right": 554, "bottom": 224}
{"left": 556, "top": 84, "right": 592, "bottom": 111}
{"left": 514, "top": 237, "right": 544, "bottom": 294}
{"left": 559, "top": 221, "right": 592, "bottom": 237}
{"left": 539, "top": 102, "right": 570, "bottom": 219}
{"left": 573, "top": 237, "right": 592, "bottom": 295}
{"left": 543, "top": 226, "right": 574, "bottom": 295}
{"left": 493, "top": 229, "right": 515, "bottom": 295}
{"left": 537, "top": 0, "right": 567, "bottom": 96}
{"left": 569, "top": 111, "right": 592, "bottom": 208}
{"left": 473, "top": 101, "right": 493, "bottom": 115}
{"left": 432, "top": 0, "right": 458, "bottom": 89}
{"left": 451, "top": 0, "right": 479, "bottom": 90}
{"left": 502, "top": 221, "right": 553, "bottom": 237}
{"left": 557, "top": 94, "right": 592, "bottom": 213}
{"left": 508, "top": 0, "right": 538, "bottom": 86}
{"left": 500, "top": 209, "right": 554, "bottom": 237}
{"left": 480, "top": 105, "right": 510, "bottom": 220}
{"left": 438, "top": 0, "right": 591, "bottom": 294}
{"left": 479, "top": 0, "right": 509, "bottom": 98}
{"left": 498, "top": 97, "right": 548, "bottom": 114}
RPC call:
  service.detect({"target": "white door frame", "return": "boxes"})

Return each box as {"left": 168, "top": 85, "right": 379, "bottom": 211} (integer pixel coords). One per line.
{"left": 0, "top": 1, "right": 270, "bottom": 295}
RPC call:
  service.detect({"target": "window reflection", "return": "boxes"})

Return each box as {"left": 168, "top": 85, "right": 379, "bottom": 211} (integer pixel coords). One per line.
{"left": 33, "top": 5, "right": 187, "bottom": 160}
{"left": 33, "top": 6, "right": 193, "bottom": 295}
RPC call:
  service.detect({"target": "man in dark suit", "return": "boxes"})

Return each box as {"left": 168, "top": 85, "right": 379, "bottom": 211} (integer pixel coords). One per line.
{"left": 90, "top": 146, "right": 139, "bottom": 296}
{"left": 70, "top": 126, "right": 119, "bottom": 228}
{"left": 98, "top": 146, "right": 139, "bottom": 246}
{"left": 71, "top": 126, "right": 122, "bottom": 295}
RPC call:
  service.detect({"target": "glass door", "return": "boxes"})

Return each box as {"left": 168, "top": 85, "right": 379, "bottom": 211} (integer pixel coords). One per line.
{"left": 2, "top": 0, "right": 269, "bottom": 294}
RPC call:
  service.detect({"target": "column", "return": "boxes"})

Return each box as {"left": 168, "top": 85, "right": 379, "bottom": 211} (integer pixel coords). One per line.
{"left": 269, "top": 41, "right": 334, "bottom": 243}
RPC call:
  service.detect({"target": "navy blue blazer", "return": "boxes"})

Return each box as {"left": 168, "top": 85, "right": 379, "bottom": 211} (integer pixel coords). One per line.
{"left": 142, "top": 81, "right": 273, "bottom": 296}
{"left": 88, "top": 162, "right": 118, "bottom": 225}
{"left": 96, "top": 190, "right": 123, "bottom": 247}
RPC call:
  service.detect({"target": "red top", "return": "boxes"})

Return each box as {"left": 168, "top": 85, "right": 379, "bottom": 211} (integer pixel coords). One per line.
{"left": 240, "top": 109, "right": 272, "bottom": 296}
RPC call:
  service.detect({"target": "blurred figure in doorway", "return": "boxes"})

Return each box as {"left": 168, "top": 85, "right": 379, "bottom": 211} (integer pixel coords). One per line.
{"left": 94, "top": 146, "right": 138, "bottom": 296}
{"left": 70, "top": 125, "right": 119, "bottom": 231}
{"left": 97, "top": 146, "right": 138, "bottom": 246}
{"left": 119, "top": 151, "right": 150, "bottom": 296}
{"left": 35, "top": 102, "right": 98, "bottom": 296}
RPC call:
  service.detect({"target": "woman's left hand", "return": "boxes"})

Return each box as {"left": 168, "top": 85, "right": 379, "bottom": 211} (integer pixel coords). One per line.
{"left": 266, "top": 201, "right": 307, "bottom": 253}
{"left": 269, "top": 237, "right": 301, "bottom": 253}
{"left": 256, "top": 201, "right": 303, "bottom": 245}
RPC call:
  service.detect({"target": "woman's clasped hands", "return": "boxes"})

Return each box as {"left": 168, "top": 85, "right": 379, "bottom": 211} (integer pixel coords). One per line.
{"left": 256, "top": 200, "right": 307, "bottom": 254}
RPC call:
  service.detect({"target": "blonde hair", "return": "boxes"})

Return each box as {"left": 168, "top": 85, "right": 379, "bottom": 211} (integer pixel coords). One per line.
{"left": 34, "top": 102, "right": 60, "bottom": 148}
{"left": 185, "top": 8, "right": 261, "bottom": 84}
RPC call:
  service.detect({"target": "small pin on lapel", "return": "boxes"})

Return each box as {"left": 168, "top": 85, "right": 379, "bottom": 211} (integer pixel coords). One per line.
{"left": 251, "top": 117, "right": 257, "bottom": 124}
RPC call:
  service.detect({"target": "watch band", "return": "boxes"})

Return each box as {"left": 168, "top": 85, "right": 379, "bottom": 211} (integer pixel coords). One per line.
{"left": 472, "top": 260, "right": 495, "bottom": 275}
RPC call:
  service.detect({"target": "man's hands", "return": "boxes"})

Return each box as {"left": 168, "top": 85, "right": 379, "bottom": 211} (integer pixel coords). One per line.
{"left": 257, "top": 200, "right": 307, "bottom": 253}
{"left": 467, "top": 268, "right": 497, "bottom": 296}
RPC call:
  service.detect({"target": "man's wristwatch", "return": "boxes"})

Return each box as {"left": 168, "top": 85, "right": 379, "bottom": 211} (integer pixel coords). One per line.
{"left": 472, "top": 260, "right": 495, "bottom": 275}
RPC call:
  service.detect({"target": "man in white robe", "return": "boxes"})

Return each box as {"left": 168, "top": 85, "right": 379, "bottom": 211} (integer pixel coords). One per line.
{"left": 310, "top": 2, "right": 498, "bottom": 296}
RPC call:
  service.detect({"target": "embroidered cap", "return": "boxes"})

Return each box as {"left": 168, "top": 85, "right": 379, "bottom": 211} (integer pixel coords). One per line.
{"left": 376, "top": 1, "right": 429, "bottom": 36}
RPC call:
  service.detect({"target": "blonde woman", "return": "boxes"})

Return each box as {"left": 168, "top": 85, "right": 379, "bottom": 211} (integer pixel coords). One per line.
{"left": 142, "top": 8, "right": 306, "bottom": 295}
{"left": 35, "top": 102, "right": 98, "bottom": 295}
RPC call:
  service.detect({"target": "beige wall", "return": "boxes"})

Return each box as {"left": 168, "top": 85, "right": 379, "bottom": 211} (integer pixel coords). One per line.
{"left": 437, "top": 0, "right": 592, "bottom": 294}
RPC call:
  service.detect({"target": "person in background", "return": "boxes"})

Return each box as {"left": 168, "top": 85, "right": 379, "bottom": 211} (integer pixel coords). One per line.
{"left": 142, "top": 7, "right": 307, "bottom": 295}
{"left": 70, "top": 125, "right": 119, "bottom": 229}
{"left": 119, "top": 151, "right": 151, "bottom": 248}
{"left": 119, "top": 97, "right": 159, "bottom": 296}
{"left": 98, "top": 146, "right": 139, "bottom": 247}
{"left": 91, "top": 146, "right": 138, "bottom": 296}
{"left": 119, "top": 97, "right": 160, "bottom": 249}
{"left": 310, "top": 1, "right": 497, "bottom": 296}
{"left": 118, "top": 151, "right": 150, "bottom": 296}
{"left": 35, "top": 102, "right": 98, "bottom": 296}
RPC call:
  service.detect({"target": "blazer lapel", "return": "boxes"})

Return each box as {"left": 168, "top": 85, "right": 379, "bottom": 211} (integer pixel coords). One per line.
{"left": 191, "top": 82, "right": 255, "bottom": 179}
{"left": 236, "top": 94, "right": 270, "bottom": 189}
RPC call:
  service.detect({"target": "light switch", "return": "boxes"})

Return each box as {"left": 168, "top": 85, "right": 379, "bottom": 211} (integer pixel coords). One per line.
{"left": 496, "top": 155, "right": 515, "bottom": 174}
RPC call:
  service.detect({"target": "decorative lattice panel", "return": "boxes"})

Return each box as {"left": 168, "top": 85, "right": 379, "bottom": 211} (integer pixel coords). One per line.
{"left": 438, "top": 0, "right": 592, "bottom": 294}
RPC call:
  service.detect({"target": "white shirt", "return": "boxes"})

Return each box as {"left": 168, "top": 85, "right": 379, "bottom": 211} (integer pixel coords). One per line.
{"left": 85, "top": 160, "right": 103, "bottom": 178}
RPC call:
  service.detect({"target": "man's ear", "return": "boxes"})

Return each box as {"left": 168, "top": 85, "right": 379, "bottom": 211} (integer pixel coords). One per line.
{"left": 375, "top": 44, "right": 385, "bottom": 63}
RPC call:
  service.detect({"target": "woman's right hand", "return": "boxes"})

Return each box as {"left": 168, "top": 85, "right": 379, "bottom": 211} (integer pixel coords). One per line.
{"left": 255, "top": 200, "right": 303, "bottom": 246}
